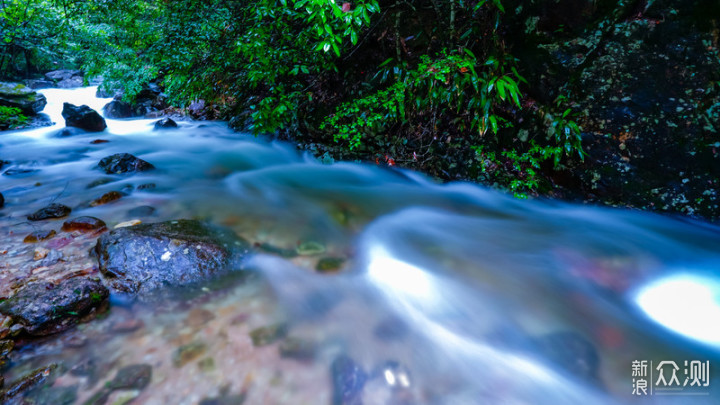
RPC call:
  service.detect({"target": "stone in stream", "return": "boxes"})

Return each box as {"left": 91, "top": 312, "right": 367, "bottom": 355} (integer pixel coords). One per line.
{"left": 0, "top": 82, "right": 47, "bottom": 115}
{"left": 0, "top": 192, "right": 3, "bottom": 208}
{"left": 83, "top": 364, "right": 152, "bottom": 405}
{"left": 90, "top": 190, "right": 123, "bottom": 206}
{"left": 153, "top": 117, "right": 178, "bottom": 130}
{"left": 23, "top": 229, "right": 57, "bottom": 243}
{"left": 62, "top": 103, "right": 107, "bottom": 132}
{"left": 0, "top": 277, "right": 109, "bottom": 336}
{"left": 61, "top": 216, "right": 107, "bottom": 233}
{"left": 102, "top": 100, "right": 134, "bottom": 118}
{"left": 98, "top": 153, "right": 155, "bottom": 174}
{"left": 331, "top": 355, "right": 367, "bottom": 405}
{"left": 94, "top": 219, "right": 251, "bottom": 296}
{"left": 27, "top": 203, "right": 72, "bottom": 221}
{"left": 0, "top": 364, "right": 58, "bottom": 402}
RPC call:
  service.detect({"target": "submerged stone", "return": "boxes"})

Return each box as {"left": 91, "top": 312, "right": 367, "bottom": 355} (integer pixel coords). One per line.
{"left": 153, "top": 117, "right": 178, "bottom": 130}
{"left": 23, "top": 229, "right": 57, "bottom": 243}
{"left": 98, "top": 153, "right": 155, "bottom": 174}
{"left": 331, "top": 355, "right": 367, "bottom": 405}
{"left": 316, "top": 257, "right": 345, "bottom": 273}
{"left": 0, "top": 193, "right": 4, "bottom": 208}
{"left": 249, "top": 323, "right": 288, "bottom": 347}
{"left": 62, "top": 216, "right": 107, "bottom": 232}
{"left": 90, "top": 191, "right": 123, "bottom": 206}
{"left": 0, "top": 364, "right": 58, "bottom": 402}
{"left": 0, "top": 277, "right": 109, "bottom": 336}
{"left": 94, "top": 219, "right": 250, "bottom": 296}
{"left": 27, "top": 203, "right": 72, "bottom": 221}
{"left": 173, "top": 342, "right": 207, "bottom": 368}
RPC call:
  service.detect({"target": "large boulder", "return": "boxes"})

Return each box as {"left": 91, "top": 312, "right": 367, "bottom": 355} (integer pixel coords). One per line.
{"left": 102, "top": 100, "right": 133, "bottom": 118}
{"left": 44, "top": 69, "right": 83, "bottom": 82}
{"left": 0, "top": 277, "right": 109, "bottom": 336}
{"left": 0, "top": 82, "right": 47, "bottom": 115}
{"left": 62, "top": 103, "right": 107, "bottom": 132}
{"left": 94, "top": 220, "right": 251, "bottom": 296}
{"left": 98, "top": 153, "right": 155, "bottom": 174}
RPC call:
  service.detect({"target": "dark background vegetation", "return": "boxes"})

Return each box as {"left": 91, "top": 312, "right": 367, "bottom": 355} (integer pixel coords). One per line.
{"left": 1, "top": 0, "right": 719, "bottom": 219}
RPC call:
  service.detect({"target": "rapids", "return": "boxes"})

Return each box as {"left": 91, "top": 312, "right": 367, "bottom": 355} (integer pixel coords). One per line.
{"left": 0, "top": 87, "right": 719, "bottom": 404}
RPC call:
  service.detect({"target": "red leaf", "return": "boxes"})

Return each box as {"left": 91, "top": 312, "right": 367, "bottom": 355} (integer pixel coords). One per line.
{"left": 342, "top": 3, "right": 351, "bottom": 12}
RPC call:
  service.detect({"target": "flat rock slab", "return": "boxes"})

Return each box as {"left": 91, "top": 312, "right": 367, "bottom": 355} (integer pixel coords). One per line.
{"left": 95, "top": 220, "right": 251, "bottom": 296}
{"left": 0, "top": 277, "right": 109, "bottom": 336}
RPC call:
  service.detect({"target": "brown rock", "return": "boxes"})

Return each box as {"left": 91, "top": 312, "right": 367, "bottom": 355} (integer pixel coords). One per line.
{"left": 90, "top": 191, "right": 122, "bottom": 207}
{"left": 61, "top": 216, "right": 107, "bottom": 232}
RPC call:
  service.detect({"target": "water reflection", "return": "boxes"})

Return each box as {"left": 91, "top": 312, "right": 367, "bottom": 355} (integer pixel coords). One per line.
{"left": 635, "top": 273, "right": 720, "bottom": 346}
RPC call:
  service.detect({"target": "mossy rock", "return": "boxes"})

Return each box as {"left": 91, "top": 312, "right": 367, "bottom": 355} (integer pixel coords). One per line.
{"left": 0, "top": 82, "right": 47, "bottom": 115}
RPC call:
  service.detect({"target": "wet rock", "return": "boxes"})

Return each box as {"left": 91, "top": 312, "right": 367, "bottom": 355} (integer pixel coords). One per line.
{"left": 114, "top": 219, "right": 142, "bottom": 229}
{"left": 62, "top": 103, "right": 107, "bottom": 132}
{"left": 28, "top": 203, "right": 72, "bottom": 221}
{"left": 26, "top": 79, "right": 56, "bottom": 90}
{"left": 249, "top": 323, "right": 288, "bottom": 347}
{"left": 0, "top": 192, "right": 4, "bottom": 208}
{"left": 316, "top": 257, "right": 346, "bottom": 273}
{"left": 331, "top": 355, "right": 367, "bottom": 405}
{"left": 87, "top": 178, "right": 116, "bottom": 189}
{"left": 0, "top": 82, "right": 47, "bottom": 115}
{"left": 0, "top": 277, "right": 109, "bottom": 336}
{"left": 103, "top": 100, "right": 133, "bottom": 119}
{"left": 90, "top": 139, "right": 110, "bottom": 144}
{"left": 27, "top": 385, "right": 78, "bottom": 405}
{"left": 23, "top": 229, "right": 57, "bottom": 243}
{"left": 62, "top": 216, "right": 107, "bottom": 232}
{"left": 127, "top": 205, "right": 155, "bottom": 217}
{"left": 153, "top": 117, "right": 178, "bottom": 130}
{"left": 33, "top": 247, "right": 50, "bottom": 260}
{"left": 137, "top": 183, "right": 156, "bottom": 190}
{"left": 173, "top": 342, "right": 207, "bottom": 367}
{"left": 256, "top": 242, "right": 298, "bottom": 258}
{"left": 109, "top": 364, "right": 152, "bottom": 390}
{"left": 0, "top": 364, "right": 58, "bottom": 401}
{"left": 90, "top": 191, "right": 123, "bottom": 206}
{"left": 94, "top": 219, "right": 250, "bottom": 295}
{"left": 98, "top": 153, "right": 155, "bottom": 174}
{"left": 297, "top": 241, "right": 326, "bottom": 256}
{"left": 40, "top": 249, "right": 63, "bottom": 267}
{"left": 279, "top": 337, "right": 316, "bottom": 360}
{"left": 84, "top": 364, "right": 152, "bottom": 405}
{"left": 0, "top": 339, "right": 14, "bottom": 367}
{"left": 536, "top": 331, "right": 599, "bottom": 382}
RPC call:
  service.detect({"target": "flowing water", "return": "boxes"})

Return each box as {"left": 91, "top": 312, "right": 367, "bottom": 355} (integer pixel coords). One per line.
{"left": 1, "top": 87, "right": 719, "bottom": 404}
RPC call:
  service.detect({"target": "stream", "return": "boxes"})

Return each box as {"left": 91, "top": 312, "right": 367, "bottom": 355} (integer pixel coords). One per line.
{"left": 1, "top": 87, "right": 719, "bottom": 404}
